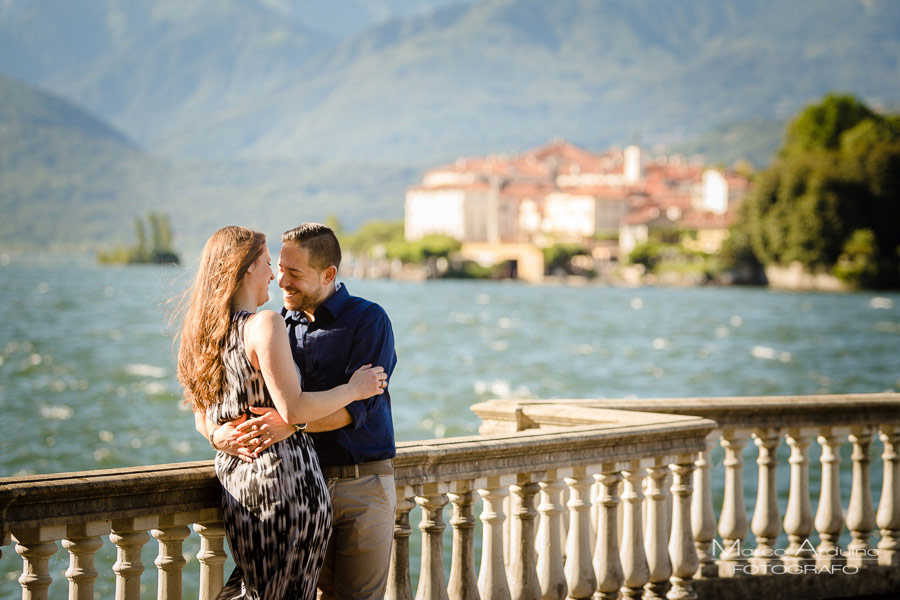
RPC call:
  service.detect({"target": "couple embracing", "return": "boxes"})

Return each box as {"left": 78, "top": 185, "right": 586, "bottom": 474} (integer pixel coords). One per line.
{"left": 177, "top": 223, "right": 397, "bottom": 599}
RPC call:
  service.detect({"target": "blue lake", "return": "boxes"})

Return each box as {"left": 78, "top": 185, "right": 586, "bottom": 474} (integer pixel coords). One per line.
{"left": 1, "top": 256, "right": 898, "bottom": 596}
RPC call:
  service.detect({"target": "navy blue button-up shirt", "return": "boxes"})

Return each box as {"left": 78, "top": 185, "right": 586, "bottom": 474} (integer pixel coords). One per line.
{"left": 281, "top": 283, "right": 397, "bottom": 467}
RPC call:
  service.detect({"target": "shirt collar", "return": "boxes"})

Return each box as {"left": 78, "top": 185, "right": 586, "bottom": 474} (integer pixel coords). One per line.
{"left": 318, "top": 282, "right": 349, "bottom": 320}
{"left": 283, "top": 282, "right": 348, "bottom": 324}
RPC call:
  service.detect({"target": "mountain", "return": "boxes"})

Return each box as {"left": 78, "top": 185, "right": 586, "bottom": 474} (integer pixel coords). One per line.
{"left": 0, "top": 0, "right": 337, "bottom": 144}
{"left": 3, "top": 0, "right": 899, "bottom": 165}
{"left": 0, "top": 74, "right": 417, "bottom": 251}
{"left": 213, "top": 0, "right": 900, "bottom": 162}
{"left": 668, "top": 118, "right": 787, "bottom": 170}
{"left": 3, "top": 0, "right": 900, "bottom": 249}
{"left": 0, "top": 73, "right": 156, "bottom": 247}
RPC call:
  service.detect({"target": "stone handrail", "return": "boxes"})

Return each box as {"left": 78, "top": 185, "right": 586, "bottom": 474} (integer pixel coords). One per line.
{"left": 1, "top": 405, "right": 714, "bottom": 600}
{"left": 473, "top": 393, "right": 900, "bottom": 599}
{"left": 390, "top": 410, "right": 714, "bottom": 600}
{"left": 3, "top": 393, "right": 900, "bottom": 599}
{"left": 0, "top": 462, "right": 224, "bottom": 600}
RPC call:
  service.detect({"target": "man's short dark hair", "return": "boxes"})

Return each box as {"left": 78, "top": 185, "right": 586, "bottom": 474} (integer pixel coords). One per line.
{"left": 281, "top": 223, "right": 342, "bottom": 271}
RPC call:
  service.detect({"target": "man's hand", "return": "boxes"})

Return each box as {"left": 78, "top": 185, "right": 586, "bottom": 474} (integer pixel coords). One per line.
{"left": 234, "top": 406, "right": 296, "bottom": 456}
{"left": 210, "top": 414, "right": 258, "bottom": 463}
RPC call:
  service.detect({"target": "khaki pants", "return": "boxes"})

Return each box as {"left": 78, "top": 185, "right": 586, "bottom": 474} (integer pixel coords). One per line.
{"left": 317, "top": 474, "right": 397, "bottom": 600}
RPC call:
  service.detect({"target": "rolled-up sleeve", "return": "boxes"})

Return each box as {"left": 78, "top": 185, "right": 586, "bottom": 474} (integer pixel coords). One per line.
{"left": 344, "top": 305, "right": 397, "bottom": 430}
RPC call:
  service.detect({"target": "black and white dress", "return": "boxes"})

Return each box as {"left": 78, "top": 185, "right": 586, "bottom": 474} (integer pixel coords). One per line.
{"left": 207, "top": 310, "right": 332, "bottom": 600}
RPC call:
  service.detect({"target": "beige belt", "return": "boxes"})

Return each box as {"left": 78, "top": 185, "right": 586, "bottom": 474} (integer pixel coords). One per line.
{"left": 321, "top": 459, "right": 394, "bottom": 480}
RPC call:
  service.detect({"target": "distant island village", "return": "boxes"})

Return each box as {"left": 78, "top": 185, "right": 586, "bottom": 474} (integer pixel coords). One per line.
{"left": 341, "top": 94, "right": 900, "bottom": 291}
{"left": 358, "top": 139, "right": 752, "bottom": 287}
{"left": 93, "top": 95, "right": 899, "bottom": 292}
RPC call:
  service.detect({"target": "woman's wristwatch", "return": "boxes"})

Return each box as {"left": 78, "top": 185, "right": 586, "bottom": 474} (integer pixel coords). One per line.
{"left": 293, "top": 423, "right": 307, "bottom": 432}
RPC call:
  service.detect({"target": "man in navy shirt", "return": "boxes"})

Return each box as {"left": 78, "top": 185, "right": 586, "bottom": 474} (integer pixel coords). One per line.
{"left": 215, "top": 223, "right": 398, "bottom": 599}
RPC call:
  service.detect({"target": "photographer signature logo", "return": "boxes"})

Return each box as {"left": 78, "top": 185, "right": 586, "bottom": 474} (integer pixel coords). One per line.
{"left": 713, "top": 539, "right": 879, "bottom": 575}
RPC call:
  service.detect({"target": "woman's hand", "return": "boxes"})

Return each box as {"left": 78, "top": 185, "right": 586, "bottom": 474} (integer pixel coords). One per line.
{"left": 210, "top": 414, "right": 257, "bottom": 463}
{"left": 348, "top": 364, "right": 387, "bottom": 400}
{"left": 234, "top": 406, "right": 296, "bottom": 457}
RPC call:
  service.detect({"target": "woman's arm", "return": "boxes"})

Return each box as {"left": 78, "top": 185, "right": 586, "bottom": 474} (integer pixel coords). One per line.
{"left": 194, "top": 410, "right": 211, "bottom": 440}
{"left": 244, "top": 311, "right": 386, "bottom": 426}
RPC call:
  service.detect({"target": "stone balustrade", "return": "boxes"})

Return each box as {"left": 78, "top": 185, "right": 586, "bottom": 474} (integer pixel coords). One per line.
{"left": 473, "top": 393, "right": 900, "bottom": 598}
{"left": 2, "top": 393, "right": 900, "bottom": 599}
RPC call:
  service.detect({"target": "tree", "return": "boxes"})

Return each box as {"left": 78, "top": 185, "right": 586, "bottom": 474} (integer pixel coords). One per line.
{"left": 543, "top": 243, "right": 588, "bottom": 275}
{"left": 324, "top": 214, "right": 345, "bottom": 236}
{"left": 97, "top": 212, "right": 179, "bottom": 265}
{"left": 132, "top": 217, "right": 149, "bottom": 262}
{"left": 736, "top": 93, "right": 900, "bottom": 287}
{"left": 342, "top": 220, "right": 405, "bottom": 258}
{"left": 781, "top": 94, "right": 875, "bottom": 155}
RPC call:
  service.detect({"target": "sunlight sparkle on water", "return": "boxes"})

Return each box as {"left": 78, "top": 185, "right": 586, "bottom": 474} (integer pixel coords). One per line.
{"left": 870, "top": 297, "right": 893, "bottom": 309}
{"left": 125, "top": 363, "right": 167, "bottom": 378}
{"left": 40, "top": 405, "right": 73, "bottom": 420}
{"left": 652, "top": 338, "right": 671, "bottom": 350}
{"left": 751, "top": 346, "right": 792, "bottom": 362}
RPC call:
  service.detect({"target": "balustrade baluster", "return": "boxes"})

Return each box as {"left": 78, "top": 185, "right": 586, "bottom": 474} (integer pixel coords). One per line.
{"left": 876, "top": 425, "right": 900, "bottom": 566}
{"left": 535, "top": 470, "right": 566, "bottom": 600}
{"left": 750, "top": 428, "right": 781, "bottom": 574}
{"left": 645, "top": 461, "right": 672, "bottom": 599}
{"left": 111, "top": 516, "right": 155, "bottom": 600}
{"left": 564, "top": 467, "right": 595, "bottom": 599}
{"left": 193, "top": 520, "right": 227, "bottom": 600}
{"left": 13, "top": 525, "right": 64, "bottom": 600}
{"left": 619, "top": 462, "right": 649, "bottom": 600}
{"left": 846, "top": 427, "right": 875, "bottom": 569}
{"left": 668, "top": 456, "right": 698, "bottom": 600}
{"left": 691, "top": 436, "right": 717, "bottom": 578}
{"left": 814, "top": 430, "right": 845, "bottom": 568}
{"left": 590, "top": 477, "right": 600, "bottom": 554}
{"left": 477, "top": 477, "right": 512, "bottom": 600}
{"left": 63, "top": 521, "right": 107, "bottom": 600}
{"left": 717, "top": 429, "right": 749, "bottom": 576}
{"left": 508, "top": 475, "right": 541, "bottom": 600}
{"left": 387, "top": 486, "right": 417, "bottom": 600}
{"left": 416, "top": 483, "right": 450, "bottom": 600}
{"left": 593, "top": 467, "right": 624, "bottom": 600}
{"left": 152, "top": 517, "right": 191, "bottom": 600}
{"left": 448, "top": 481, "right": 480, "bottom": 600}
{"left": 783, "top": 431, "right": 814, "bottom": 567}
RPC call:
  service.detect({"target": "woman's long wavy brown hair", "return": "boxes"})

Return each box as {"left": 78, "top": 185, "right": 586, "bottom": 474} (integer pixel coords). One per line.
{"left": 176, "top": 226, "right": 267, "bottom": 412}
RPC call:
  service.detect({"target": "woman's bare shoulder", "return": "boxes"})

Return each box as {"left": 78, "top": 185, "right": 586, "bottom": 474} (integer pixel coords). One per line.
{"left": 244, "top": 310, "right": 285, "bottom": 340}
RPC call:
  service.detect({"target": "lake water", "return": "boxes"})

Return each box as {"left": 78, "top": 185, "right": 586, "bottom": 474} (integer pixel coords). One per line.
{"left": 1, "top": 255, "right": 899, "bottom": 596}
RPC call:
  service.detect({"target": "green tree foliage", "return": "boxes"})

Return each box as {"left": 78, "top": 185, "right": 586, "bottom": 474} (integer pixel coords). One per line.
{"left": 324, "top": 214, "right": 345, "bottom": 236}
{"left": 543, "top": 243, "right": 588, "bottom": 275}
{"left": 98, "top": 212, "right": 180, "bottom": 265}
{"left": 386, "top": 234, "right": 460, "bottom": 264}
{"left": 782, "top": 94, "right": 875, "bottom": 154}
{"left": 133, "top": 218, "right": 149, "bottom": 262}
{"left": 737, "top": 94, "right": 900, "bottom": 287}
{"left": 341, "top": 220, "right": 461, "bottom": 265}
{"left": 341, "top": 220, "right": 405, "bottom": 258}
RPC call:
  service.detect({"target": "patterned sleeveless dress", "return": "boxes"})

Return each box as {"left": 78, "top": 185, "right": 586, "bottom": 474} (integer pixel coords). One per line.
{"left": 207, "top": 310, "right": 332, "bottom": 600}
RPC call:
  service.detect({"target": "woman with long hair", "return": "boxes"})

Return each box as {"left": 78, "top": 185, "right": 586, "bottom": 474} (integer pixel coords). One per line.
{"left": 176, "top": 226, "right": 386, "bottom": 599}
